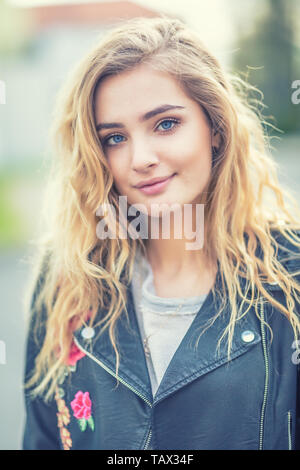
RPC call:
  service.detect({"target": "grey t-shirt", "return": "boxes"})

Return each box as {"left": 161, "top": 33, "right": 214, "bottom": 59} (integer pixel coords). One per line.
{"left": 131, "top": 248, "right": 208, "bottom": 398}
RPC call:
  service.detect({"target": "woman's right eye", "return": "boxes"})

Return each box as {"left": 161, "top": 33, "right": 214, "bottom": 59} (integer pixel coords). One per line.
{"left": 102, "top": 134, "right": 126, "bottom": 147}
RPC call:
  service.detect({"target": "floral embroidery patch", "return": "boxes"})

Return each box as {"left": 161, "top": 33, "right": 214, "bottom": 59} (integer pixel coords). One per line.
{"left": 55, "top": 308, "right": 94, "bottom": 367}
{"left": 66, "top": 342, "right": 86, "bottom": 366}
{"left": 53, "top": 309, "right": 94, "bottom": 448}
{"left": 55, "top": 387, "right": 72, "bottom": 450}
{"left": 71, "top": 391, "right": 95, "bottom": 432}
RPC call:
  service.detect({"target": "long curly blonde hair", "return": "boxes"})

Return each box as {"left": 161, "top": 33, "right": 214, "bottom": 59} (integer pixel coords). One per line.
{"left": 24, "top": 15, "right": 300, "bottom": 402}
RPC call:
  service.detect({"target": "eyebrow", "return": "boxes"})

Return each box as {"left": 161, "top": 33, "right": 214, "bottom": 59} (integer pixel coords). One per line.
{"left": 96, "top": 104, "right": 185, "bottom": 132}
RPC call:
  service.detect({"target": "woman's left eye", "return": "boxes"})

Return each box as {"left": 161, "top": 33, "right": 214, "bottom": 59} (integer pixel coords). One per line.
{"left": 156, "top": 118, "right": 180, "bottom": 132}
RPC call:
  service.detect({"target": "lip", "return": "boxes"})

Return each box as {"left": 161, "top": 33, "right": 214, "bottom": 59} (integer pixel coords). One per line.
{"left": 135, "top": 174, "right": 175, "bottom": 188}
{"left": 135, "top": 173, "right": 176, "bottom": 195}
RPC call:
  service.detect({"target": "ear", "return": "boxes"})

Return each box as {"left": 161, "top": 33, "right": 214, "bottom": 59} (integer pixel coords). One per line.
{"left": 212, "top": 131, "right": 221, "bottom": 150}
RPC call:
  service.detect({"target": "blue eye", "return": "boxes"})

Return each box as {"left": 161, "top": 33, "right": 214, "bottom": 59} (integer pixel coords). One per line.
{"left": 157, "top": 119, "right": 179, "bottom": 131}
{"left": 103, "top": 134, "right": 125, "bottom": 147}
{"left": 102, "top": 118, "right": 180, "bottom": 148}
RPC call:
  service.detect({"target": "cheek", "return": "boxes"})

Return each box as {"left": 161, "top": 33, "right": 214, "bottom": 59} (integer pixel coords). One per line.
{"left": 107, "top": 157, "right": 127, "bottom": 185}
{"left": 174, "top": 124, "right": 212, "bottom": 164}
{"left": 173, "top": 141, "right": 212, "bottom": 173}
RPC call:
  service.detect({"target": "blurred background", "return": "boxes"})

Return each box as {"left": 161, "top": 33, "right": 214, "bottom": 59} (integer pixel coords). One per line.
{"left": 0, "top": 0, "right": 299, "bottom": 449}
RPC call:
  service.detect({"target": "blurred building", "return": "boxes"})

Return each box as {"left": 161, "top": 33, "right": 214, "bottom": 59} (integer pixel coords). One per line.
{"left": 0, "top": 1, "right": 161, "bottom": 168}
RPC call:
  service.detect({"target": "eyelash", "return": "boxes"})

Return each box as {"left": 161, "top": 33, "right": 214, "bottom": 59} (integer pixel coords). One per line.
{"left": 101, "top": 117, "right": 181, "bottom": 148}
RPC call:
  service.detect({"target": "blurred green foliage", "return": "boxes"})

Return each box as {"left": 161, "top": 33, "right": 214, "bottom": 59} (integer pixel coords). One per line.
{"left": 232, "top": 0, "right": 300, "bottom": 133}
{"left": 0, "top": 171, "right": 26, "bottom": 249}
{"left": 0, "top": 0, "right": 32, "bottom": 58}
{"left": 0, "top": 163, "right": 48, "bottom": 250}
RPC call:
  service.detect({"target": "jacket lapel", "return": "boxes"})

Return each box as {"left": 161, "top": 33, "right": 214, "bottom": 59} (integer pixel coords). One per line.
{"left": 153, "top": 272, "right": 262, "bottom": 403}
{"left": 73, "top": 283, "right": 153, "bottom": 404}
{"left": 74, "top": 268, "right": 262, "bottom": 406}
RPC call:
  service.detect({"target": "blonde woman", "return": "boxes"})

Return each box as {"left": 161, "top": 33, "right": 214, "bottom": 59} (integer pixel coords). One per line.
{"left": 22, "top": 16, "right": 300, "bottom": 450}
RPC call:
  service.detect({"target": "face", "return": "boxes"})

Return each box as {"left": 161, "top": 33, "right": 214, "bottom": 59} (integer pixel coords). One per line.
{"left": 94, "top": 63, "right": 217, "bottom": 217}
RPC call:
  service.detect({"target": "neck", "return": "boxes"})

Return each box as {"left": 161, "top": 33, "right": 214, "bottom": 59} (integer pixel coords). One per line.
{"left": 143, "top": 206, "right": 211, "bottom": 278}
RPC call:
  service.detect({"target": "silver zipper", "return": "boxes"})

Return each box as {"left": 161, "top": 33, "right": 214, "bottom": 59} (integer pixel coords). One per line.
{"left": 288, "top": 411, "right": 292, "bottom": 450}
{"left": 259, "top": 299, "right": 269, "bottom": 450}
{"left": 144, "top": 427, "right": 152, "bottom": 450}
{"left": 73, "top": 335, "right": 153, "bottom": 449}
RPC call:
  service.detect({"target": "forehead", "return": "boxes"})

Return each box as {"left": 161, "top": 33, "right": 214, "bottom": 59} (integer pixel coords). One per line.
{"left": 94, "top": 64, "right": 191, "bottom": 121}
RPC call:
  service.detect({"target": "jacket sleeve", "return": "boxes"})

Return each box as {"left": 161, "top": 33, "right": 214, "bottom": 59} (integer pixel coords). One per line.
{"left": 287, "top": 233, "right": 300, "bottom": 450}
{"left": 22, "top": 257, "right": 61, "bottom": 450}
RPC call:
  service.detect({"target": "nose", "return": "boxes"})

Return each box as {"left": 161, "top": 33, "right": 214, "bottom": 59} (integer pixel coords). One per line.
{"left": 130, "top": 137, "right": 159, "bottom": 172}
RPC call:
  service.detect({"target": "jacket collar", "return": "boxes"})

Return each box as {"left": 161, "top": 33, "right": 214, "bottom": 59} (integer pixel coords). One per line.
{"left": 73, "top": 229, "right": 300, "bottom": 403}
{"left": 73, "top": 265, "right": 262, "bottom": 404}
{"left": 73, "top": 282, "right": 154, "bottom": 404}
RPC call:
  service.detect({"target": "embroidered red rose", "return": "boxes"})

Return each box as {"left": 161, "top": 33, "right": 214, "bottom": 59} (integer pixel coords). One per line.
{"left": 55, "top": 309, "right": 94, "bottom": 366}
{"left": 54, "top": 340, "right": 86, "bottom": 367}
{"left": 70, "top": 391, "right": 95, "bottom": 432}
{"left": 66, "top": 308, "right": 94, "bottom": 366}
{"left": 66, "top": 342, "right": 86, "bottom": 366}
{"left": 71, "top": 391, "right": 91, "bottom": 419}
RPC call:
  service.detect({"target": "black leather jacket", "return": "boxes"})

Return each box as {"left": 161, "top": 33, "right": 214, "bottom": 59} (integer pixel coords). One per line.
{"left": 22, "top": 231, "right": 300, "bottom": 450}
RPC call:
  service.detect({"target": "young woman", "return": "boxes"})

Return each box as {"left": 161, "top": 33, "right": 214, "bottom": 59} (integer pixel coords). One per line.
{"left": 22, "top": 16, "right": 300, "bottom": 450}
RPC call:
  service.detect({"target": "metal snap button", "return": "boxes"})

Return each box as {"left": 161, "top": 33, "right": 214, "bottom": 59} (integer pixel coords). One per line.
{"left": 81, "top": 326, "right": 95, "bottom": 340}
{"left": 241, "top": 330, "right": 255, "bottom": 343}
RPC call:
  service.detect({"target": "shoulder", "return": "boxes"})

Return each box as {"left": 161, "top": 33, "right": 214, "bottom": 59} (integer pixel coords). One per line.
{"left": 269, "top": 228, "right": 300, "bottom": 273}
{"left": 24, "top": 251, "right": 52, "bottom": 381}
{"left": 244, "top": 227, "right": 300, "bottom": 270}
{"left": 26, "top": 251, "right": 51, "bottom": 331}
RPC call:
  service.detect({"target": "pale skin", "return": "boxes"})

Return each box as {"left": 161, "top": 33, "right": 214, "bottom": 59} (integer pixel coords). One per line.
{"left": 94, "top": 63, "right": 219, "bottom": 297}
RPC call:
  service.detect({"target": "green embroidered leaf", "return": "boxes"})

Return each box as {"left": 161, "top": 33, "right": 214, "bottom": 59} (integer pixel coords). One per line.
{"left": 87, "top": 416, "right": 95, "bottom": 431}
{"left": 78, "top": 418, "right": 87, "bottom": 432}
